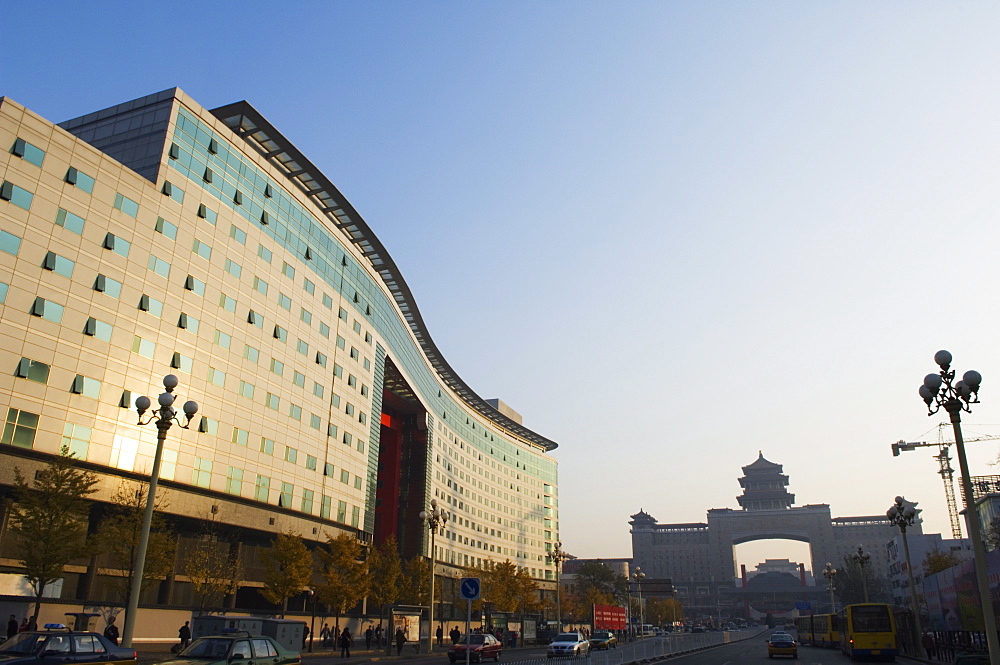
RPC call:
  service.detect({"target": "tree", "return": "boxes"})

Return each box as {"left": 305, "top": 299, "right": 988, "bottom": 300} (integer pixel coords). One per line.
{"left": 9, "top": 445, "right": 99, "bottom": 624}
{"left": 261, "top": 531, "right": 312, "bottom": 617}
{"left": 399, "top": 556, "right": 429, "bottom": 606}
{"left": 986, "top": 517, "right": 1000, "bottom": 551}
{"left": 646, "top": 598, "right": 683, "bottom": 626}
{"left": 316, "top": 534, "right": 369, "bottom": 629}
{"left": 184, "top": 520, "right": 244, "bottom": 611}
{"left": 923, "top": 548, "right": 961, "bottom": 576}
{"left": 837, "top": 554, "right": 890, "bottom": 605}
{"left": 367, "top": 536, "right": 402, "bottom": 621}
{"left": 93, "top": 481, "right": 176, "bottom": 607}
{"left": 570, "top": 561, "right": 626, "bottom": 617}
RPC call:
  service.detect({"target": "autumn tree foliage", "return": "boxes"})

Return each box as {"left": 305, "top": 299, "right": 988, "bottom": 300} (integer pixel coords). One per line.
{"left": 10, "top": 446, "right": 98, "bottom": 624}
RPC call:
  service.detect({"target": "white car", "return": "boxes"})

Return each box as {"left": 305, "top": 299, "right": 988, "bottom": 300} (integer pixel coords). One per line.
{"left": 547, "top": 633, "right": 591, "bottom": 658}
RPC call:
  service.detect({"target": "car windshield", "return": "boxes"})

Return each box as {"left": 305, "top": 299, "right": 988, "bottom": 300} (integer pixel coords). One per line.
{"left": 771, "top": 636, "right": 794, "bottom": 643}
{"left": 459, "top": 636, "right": 486, "bottom": 645}
{"left": 181, "top": 638, "right": 234, "bottom": 659}
{"left": 556, "top": 634, "right": 580, "bottom": 642}
{"left": 593, "top": 632, "right": 612, "bottom": 639}
{"left": 0, "top": 633, "right": 43, "bottom": 654}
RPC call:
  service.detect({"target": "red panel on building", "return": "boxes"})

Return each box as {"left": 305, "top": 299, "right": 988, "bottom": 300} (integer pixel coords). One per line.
{"left": 593, "top": 604, "right": 627, "bottom": 630}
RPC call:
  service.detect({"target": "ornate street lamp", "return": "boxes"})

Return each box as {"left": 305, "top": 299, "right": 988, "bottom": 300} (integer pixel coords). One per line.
{"left": 920, "top": 351, "right": 999, "bottom": 664}
{"left": 852, "top": 545, "right": 872, "bottom": 603}
{"left": 547, "top": 541, "right": 571, "bottom": 631}
{"left": 822, "top": 562, "right": 837, "bottom": 613}
{"left": 633, "top": 568, "right": 646, "bottom": 637}
{"left": 420, "top": 499, "right": 449, "bottom": 654}
{"left": 121, "top": 375, "right": 198, "bottom": 647}
{"left": 887, "top": 496, "right": 924, "bottom": 659}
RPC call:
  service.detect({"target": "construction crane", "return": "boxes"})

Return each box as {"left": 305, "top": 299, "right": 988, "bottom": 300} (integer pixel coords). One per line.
{"left": 892, "top": 424, "right": 1000, "bottom": 539}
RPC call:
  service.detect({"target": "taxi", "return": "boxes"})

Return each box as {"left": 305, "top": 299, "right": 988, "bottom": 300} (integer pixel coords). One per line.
{"left": 766, "top": 632, "right": 797, "bottom": 659}
{"left": 0, "top": 623, "right": 136, "bottom": 665}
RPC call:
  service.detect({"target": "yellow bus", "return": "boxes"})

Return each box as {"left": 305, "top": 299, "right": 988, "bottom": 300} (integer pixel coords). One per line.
{"left": 793, "top": 614, "right": 839, "bottom": 648}
{"left": 838, "top": 603, "right": 898, "bottom": 661}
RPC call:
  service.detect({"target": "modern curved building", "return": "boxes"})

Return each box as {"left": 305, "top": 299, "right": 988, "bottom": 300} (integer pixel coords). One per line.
{"left": 0, "top": 89, "right": 560, "bottom": 615}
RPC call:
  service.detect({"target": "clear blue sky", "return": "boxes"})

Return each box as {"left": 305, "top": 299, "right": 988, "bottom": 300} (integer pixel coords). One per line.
{"left": 5, "top": 2, "right": 1000, "bottom": 574}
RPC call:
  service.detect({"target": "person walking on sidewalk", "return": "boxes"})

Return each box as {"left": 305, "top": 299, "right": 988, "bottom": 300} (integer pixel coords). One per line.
{"left": 365, "top": 625, "right": 373, "bottom": 650}
{"left": 103, "top": 617, "right": 119, "bottom": 646}
{"left": 450, "top": 626, "right": 461, "bottom": 645}
{"left": 321, "top": 624, "right": 331, "bottom": 648}
{"left": 395, "top": 627, "right": 406, "bottom": 655}
{"left": 179, "top": 622, "right": 191, "bottom": 650}
{"left": 339, "top": 627, "right": 352, "bottom": 658}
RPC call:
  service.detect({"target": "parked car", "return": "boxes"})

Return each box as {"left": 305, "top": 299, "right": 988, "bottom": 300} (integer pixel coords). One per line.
{"left": 447, "top": 634, "right": 502, "bottom": 663}
{"left": 547, "top": 633, "right": 590, "bottom": 659}
{"left": 766, "top": 634, "right": 797, "bottom": 659}
{"left": 158, "top": 633, "right": 301, "bottom": 665}
{"left": 589, "top": 631, "right": 617, "bottom": 650}
{"left": 0, "top": 624, "right": 136, "bottom": 665}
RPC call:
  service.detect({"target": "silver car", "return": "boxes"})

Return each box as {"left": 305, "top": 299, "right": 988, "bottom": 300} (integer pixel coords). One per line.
{"left": 546, "top": 633, "right": 590, "bottom": 659}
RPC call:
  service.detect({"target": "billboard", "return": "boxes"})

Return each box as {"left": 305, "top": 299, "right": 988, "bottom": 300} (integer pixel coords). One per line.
{"left": 593, "top": 604, "right": 627, "bottom": 630}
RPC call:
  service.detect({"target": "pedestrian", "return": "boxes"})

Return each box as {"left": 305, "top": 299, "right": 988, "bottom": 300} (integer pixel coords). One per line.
{"left": 17, "top": 618, "right": 27, "bottom": 633}
{"left": 6, "top": 615, "right": 17, "bottom": 639}
{"left": 26, "top": 618, "right": 36, "bottom": 632}
{"left": 321, "top": 624, "right": 331, "bottom": 648}
{"left": 922, "top": 632, "right": 936, "bottom": 660}
{"left": 395, "top": 627, "right": 405, "bottom": 656}
{"left": 340, "top": 627, "right": 352, "bottom": 658}
{"left": 179, "top": 621, "right": 191, "bottom": 649}
{"left": 365, "top": 625, "right": 373, "bottom": 650}
{"left": 103, "top": 616, "right": 120, "bottom": 645}
{"left": 509, "top": 630, "right": 517, "bottom": 648}
{"left": 303, "top": 625, "right": 309, "bottom": 650}
{"left": 436, "top": 625, "right": 443, "bottom": 646}
{"left": 375, "top": 623, "right": 382, "bottom": 647}
{"left": 450, "top": 626, "right": 461, "bottom": 645}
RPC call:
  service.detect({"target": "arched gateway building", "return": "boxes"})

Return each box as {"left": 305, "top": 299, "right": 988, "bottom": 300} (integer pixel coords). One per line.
{"left": 630, "top": 453, "right": 913, "bottom": 618}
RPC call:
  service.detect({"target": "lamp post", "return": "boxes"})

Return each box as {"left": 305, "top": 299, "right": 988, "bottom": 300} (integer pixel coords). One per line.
{"left": 419, "top": 499, "right": 449, "bottom": 654}
{"left": 307, "top": 589, "right": 317, "bottom": 652}
{"left": 547, "top": 541, "right": 570, "bottom": 632}
{"left": 633, "top": 568, "right": 646, "bottom": 637}
{"left": 920, "top": 350, "right": 999, "bottom": 664}
{"left": 852, "top": 545, "right": 872, "bottom": 603}
{"left": 887, "top": 496, "right": 925, "bottom": 659}
{"left": 822, "top": 562, "right": 837, "bottom": 614}
{"left": 121, "top": 375, "right": 198, "bottom": 648}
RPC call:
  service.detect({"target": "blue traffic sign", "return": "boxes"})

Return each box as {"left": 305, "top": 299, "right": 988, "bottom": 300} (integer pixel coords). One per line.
{"left": 460, "top": 577, "right": 481, "bottom": 600}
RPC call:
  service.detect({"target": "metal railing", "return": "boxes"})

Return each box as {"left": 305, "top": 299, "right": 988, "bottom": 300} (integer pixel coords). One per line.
{"left": 503, "top": 629, "right": 767, "bottom": 665}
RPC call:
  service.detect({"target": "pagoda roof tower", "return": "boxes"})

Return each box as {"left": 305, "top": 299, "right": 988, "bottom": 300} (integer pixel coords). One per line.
{"left": 737, "top": 451, "right": 795, "bottom": 510}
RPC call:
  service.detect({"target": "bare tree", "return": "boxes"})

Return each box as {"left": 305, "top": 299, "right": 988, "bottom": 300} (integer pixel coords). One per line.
{"left": 93, "top": 481, "right": 176, "bottom": 607}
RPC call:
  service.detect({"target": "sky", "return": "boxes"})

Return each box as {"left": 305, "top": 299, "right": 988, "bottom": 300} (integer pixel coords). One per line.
{"left": 4, "top": 2, "right": 1000, "bottom": 575}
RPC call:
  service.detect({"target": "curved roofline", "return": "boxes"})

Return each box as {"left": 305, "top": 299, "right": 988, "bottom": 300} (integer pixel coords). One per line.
{"left": 209, "top": 101, "right": 558, "bottom": 451}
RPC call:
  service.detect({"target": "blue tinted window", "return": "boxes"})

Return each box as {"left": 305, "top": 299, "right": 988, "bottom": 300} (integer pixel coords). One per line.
{"left": 148, "top": 255, "right": 171, "bottom": 278}
{"left": 1, "top": 182, "right": 33, "bottom": 210}
{"left": 67, "top": 168, "right": 95, "bottom": 194}
{"left": 114, "top": 193, "right": 139, "bottom": 217}
{"left": 12, "top": 139, "right": 45, "bottom": 167}
{"left": 94, "top": 274, "right": 123, "bottom": 298}
{"left": 0, "top": 229, "right": 21, "bottom": 256}
{"left": 155, "top": 217, "right": 178, "bottom": 240}
{"left": 55, "top": 209, "right": 85, "bottom": 235}
{"left": 43, "top": 252, "right": 75, "bottom": 278}
{"left": 162, "top": 181, "right": 184, "bottom": 203}
{"left": 0, "top": 281, "right": 7, "bottom": 303}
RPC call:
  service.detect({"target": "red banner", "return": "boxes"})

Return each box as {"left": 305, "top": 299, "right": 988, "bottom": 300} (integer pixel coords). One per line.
{"left": 593, "top": 604, "right": 627, "bottom": 630}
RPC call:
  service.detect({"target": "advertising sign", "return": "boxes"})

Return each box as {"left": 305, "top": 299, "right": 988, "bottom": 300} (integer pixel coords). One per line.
{"left": 593, "top": 604, "right": 627, "bottom": 630}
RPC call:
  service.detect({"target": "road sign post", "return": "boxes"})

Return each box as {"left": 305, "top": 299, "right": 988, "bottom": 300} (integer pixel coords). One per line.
{"left": 460, "top": 578, "right": 481, "bottom": 665}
